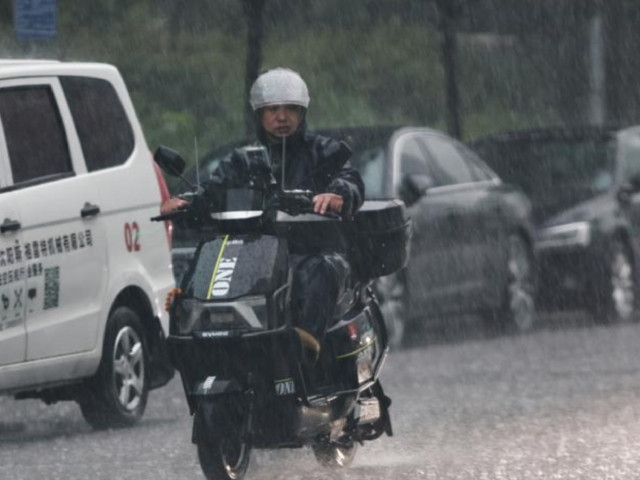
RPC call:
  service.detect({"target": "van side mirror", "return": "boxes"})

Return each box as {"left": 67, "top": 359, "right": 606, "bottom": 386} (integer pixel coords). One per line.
{"left": 399, "top": 173, "right": 434, "bottom": 205}
{"left": 154, "top": 146, "right": 186, "bottom": 177}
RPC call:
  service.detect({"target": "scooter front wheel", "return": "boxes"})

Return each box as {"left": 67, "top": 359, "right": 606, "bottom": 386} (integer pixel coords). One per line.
{"left": 312, "top": 439, "right": 358, "bottom": 469}
{"left": 195, "top": 399, "right": 251, "bottom": 480}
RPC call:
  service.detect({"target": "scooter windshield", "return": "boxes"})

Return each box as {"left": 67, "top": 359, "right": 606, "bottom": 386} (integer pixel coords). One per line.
{"left": 223, "top": 187, "right": 266, "bottom": 212}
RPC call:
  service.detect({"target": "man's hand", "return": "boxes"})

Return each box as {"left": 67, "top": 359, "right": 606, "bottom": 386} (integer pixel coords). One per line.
{"left": 312, "top": 193, "right": 343, "bottom": 215}
{"left": 161, "top": 197, "right": 188, "bottom": 214}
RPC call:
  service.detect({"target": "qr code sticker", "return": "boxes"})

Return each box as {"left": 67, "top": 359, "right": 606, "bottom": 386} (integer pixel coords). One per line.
{"left": 44, "top": 266, "right": 60, "bottom": 310}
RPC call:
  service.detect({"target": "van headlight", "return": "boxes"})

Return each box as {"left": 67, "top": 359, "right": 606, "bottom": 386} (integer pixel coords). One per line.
{"left": 171, "top": 297, "right": 268, "bottom": 335}
{"left": 536, "top": 221, "right": 591, "bottom": 249}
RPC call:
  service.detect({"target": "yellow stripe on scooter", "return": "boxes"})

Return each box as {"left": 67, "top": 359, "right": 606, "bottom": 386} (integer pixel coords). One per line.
{"left": 206, "top": 235, "right": 229, "bottom": 299}
{"left": 335, "top": 337, "right": 377, "bottom": 359}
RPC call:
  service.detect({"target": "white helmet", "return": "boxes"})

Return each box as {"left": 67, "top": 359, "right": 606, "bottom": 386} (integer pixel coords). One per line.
{"left": 249, "top": 68, "right": 310, "bottom": 111}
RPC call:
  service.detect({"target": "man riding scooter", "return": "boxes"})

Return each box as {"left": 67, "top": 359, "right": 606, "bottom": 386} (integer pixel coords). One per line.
{"left": 166, "top": 67, "right": 365, "bottom": 350}
{"left": 155, "top": 68, "right": 407, "bottom": 479}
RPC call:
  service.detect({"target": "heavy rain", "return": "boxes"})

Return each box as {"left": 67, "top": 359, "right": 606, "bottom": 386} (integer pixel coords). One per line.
{"left": 3, "top": 1, "right": 640, "bottom": 479}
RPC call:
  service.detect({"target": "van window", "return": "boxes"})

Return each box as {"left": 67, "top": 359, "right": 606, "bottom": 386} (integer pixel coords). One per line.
{"left": 61, "top": 76, "right": 134, "bottom": 171}
{"left": 0, "top": 85, "right": 72, "bottom": 185}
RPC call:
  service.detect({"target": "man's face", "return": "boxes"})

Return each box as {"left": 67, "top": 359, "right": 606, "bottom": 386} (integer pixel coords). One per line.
{"left": 260, "top": 104, "right": 303, "bottom": 139}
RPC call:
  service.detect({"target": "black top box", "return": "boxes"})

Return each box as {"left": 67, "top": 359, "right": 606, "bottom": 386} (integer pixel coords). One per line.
{"left": 348, "top": 200, "right": 412, "bottom": 279}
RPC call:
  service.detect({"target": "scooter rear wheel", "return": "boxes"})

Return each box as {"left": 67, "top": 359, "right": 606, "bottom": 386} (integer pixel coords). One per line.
{"left": 195, "top": 400, "right": 251, "bottom": 480}
{"left": 312, "top": 439, "right": 358, "bottom": 468}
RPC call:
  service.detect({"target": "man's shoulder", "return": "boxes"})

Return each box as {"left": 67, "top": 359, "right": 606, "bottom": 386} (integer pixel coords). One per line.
{"left": 304, "top": 132, "right": 348, "bottom": 161}
{"left": 305, "top": 131, "right": 340, "bottom": 146}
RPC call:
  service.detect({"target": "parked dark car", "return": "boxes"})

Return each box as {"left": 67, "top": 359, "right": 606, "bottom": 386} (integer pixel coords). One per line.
{"left": 470, "top": 125, "right": 640, "bottom": 323}
{"left": 171, "top": 126, "right": 537, "bottom": 346}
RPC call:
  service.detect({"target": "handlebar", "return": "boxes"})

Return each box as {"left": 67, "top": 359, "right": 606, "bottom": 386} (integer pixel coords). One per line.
{"left": 150, "top": 210, "right": 187, "bottom": 222}
{"left": 274, "top": 189, "right": 313, "bottom": 215}
{"left": 150, "top": 188, "right": 343, "bottom": 225}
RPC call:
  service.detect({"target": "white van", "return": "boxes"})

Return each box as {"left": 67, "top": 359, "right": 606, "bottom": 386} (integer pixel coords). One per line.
{"left": 0, "top": 61, "right": 175, "bottom": 429}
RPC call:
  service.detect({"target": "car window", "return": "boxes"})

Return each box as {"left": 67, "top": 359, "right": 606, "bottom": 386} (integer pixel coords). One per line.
{"left": 0, "top": 85, "right": 72, "bottom": 186}
{"left": 399, "top": 136, "right": 431, "bottom": 177}
{"left": 456, "top": 143, "right": 495, "bottom": 182}
{"left": 422, "top": 135, "right": 474, "bottom": 185}
{"left": 61, "top": 76, "right": 135, "bottom": 172}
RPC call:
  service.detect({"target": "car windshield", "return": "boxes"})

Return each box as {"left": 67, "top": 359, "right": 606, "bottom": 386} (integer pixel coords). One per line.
{"left": 477, "top": 136, "right": 616, "bottom": 215}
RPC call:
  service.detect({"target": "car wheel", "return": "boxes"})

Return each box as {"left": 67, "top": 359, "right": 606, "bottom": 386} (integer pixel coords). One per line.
{"left": 592, "top": 239, "right": 635, "bottom": 324}
{"left": 490, "top": 234, "right": 536, "bottom": 333}
{"left": 374, "top": 273, "right": 408, "bottom": 349}
{"left": 79, "top": 306, "right": 149, "bottom": 430}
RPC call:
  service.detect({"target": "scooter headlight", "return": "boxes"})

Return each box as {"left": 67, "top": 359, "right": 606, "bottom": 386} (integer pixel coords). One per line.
{"left": 171, "top": 297, "right": 268, "bottom": 335}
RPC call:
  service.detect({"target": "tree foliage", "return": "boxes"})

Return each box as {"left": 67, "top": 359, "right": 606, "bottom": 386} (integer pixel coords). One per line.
{"left": 0, "top": 0, "right": 636, "bottom": 169}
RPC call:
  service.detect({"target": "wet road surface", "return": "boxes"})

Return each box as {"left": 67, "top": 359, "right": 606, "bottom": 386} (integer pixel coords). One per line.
{"left": 3, "top": 312, "right": 640, "bottom": 479}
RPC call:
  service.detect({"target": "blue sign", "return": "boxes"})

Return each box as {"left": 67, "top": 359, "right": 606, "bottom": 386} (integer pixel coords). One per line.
{"left": 14, "top": 0, "right": 57, "bottom": 39}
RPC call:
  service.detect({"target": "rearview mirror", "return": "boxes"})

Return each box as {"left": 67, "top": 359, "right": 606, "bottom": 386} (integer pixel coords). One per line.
{"left": 154, "top": 146, "right": 186, "bottom": 177}
{"left": 236, "top": 145, "right": 273, "bottom": 190}
{"left": 617, "top": 173, "right": 640, "bottom": 204}
{"left": 399, "top": 173, "right": 434, "bottom": 205}
{"left": 618, "top": 183, "right": 635, "bottom": 204}
{"left": 630, "top": 174, "right": 640, "bottom": 192}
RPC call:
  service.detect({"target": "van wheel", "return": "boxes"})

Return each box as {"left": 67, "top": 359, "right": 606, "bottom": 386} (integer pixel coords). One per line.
{"left": 591, "top": 239, "right": 635, "bottom": 324}
{"left": 79, "top": 306, "right": 149, "bottom": 429}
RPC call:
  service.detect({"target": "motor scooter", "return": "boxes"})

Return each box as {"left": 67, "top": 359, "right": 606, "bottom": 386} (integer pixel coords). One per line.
{"left": 152, "top": 144, "right": 410, "bottom": 480}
